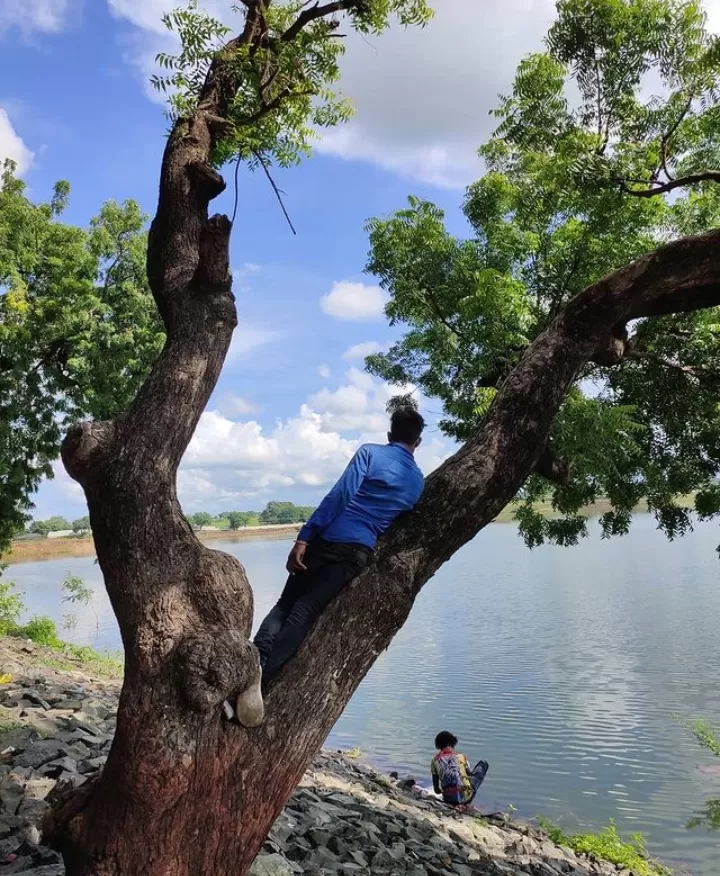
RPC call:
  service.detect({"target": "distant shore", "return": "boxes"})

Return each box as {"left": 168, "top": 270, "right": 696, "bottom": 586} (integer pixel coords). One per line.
{"left": 4, "top": 497, "right": 671, "bottom": 565}
{"left": 7, "top": 492, "right": 698, "bottom": 567}
{"left": 3, "top": 523, "right": 302, "bottom": 565}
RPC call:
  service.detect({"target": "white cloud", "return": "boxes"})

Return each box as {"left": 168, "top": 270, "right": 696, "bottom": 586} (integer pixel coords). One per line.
{"left": 105, "top": 0, "right": 557, "bottom": 188}
{"left": 227, "top": 322, "right": 281, "bottom": 362}
{"left": 0, "top": 109, "right": 33, "bottom": 175}
{"left": 706, "top": 0, "right": 720, "bottom": 33}
{"left": 106, "top": 0, "right": 238, "bottom": 100}
{"left": 0, "top": 0, "right": 74, "bottom": 37}
{"left": 178, "top": 369, "right": 450, "bottom": 510}
{"left": 216, "top": 393, "right": 256, "bottom": 417}
{"left": 320, "top": 281, "right": 388, "bottom": 322}
{"left": 315, "top": 0, "right": 557, "bottom": 188}
{"left": 343, "top": 341, "right": 385, "bottom": 361}
{"left": 318, "top": 364, "right": 331, "bottom": 379}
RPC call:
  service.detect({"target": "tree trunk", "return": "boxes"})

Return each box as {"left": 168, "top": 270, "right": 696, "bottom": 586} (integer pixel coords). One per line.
{"left": 40, "top": 3, "right": 720, "bottom": 870}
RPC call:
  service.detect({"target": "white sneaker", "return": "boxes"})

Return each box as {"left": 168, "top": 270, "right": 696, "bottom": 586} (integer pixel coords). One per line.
{"left": 235, "top": 666, "right": 264, "bottom": 728}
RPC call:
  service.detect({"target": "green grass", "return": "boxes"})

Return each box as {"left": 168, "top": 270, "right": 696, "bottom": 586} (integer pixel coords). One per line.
{"left": 1, "top": 621, "right": 122, "bottom": 679}
{"left": 0, "top": 575, "right": 123, "bottom": 679}
{"left": 536, "top": 818, "right": 671, "bottom": 876}
{"left": 0, "top": 718, "right": 25, "bottom": 735}
{"left": 685, "top": 719, "right": 720, "bottom": 758}
{"left": 41, "top": 643, "right": 123, "bottom": 678}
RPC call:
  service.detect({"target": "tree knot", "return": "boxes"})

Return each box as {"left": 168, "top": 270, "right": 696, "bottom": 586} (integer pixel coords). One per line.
{"left": 188, "top": 160, "right": 227, "bottom": 201}
{"left": 176, "top": 629, "right": 260, "bottom": 712}
{"left": 60, "top": 420, "right": 114, "bottom": 486}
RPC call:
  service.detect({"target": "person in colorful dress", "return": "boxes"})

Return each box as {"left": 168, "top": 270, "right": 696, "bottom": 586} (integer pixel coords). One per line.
{"left": 431, "top": 731, "right": 489, "bottom": 808}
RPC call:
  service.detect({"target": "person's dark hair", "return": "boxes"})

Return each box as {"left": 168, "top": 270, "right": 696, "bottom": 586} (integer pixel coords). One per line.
{"left": 435, "top": 731, "right": 458, "bottom": 749}
{"left": 389, "top": 407, "right": 425, "bottom": 445}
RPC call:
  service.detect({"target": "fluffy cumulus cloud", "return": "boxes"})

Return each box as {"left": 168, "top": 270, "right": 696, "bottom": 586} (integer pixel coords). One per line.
{"left": 104, "top": 0, "right": 558, "bottom": 187}
{"left": 106, "top": 0, "right": 237, "bottom": 98}
{"left": 0, "top": 109, "right": 33, "bottom": 174}
{"left": 215, "top": 393, "right": 257, "bottom": 417}
{"left": 320, "top": 281, "right": 388, "bottom": 322}
{"left": 316, "top": 0, "right": 558, "bottom": 187}
{"left": 179, "top": 369, "right": 452, "bottom": 510}
{"left": 227, "top": 321, "right": 282, "bottom": 362}
{"left": 0, "top": 0, "right": 74, "bottom": 37}
{"left": 104, "top": 0, "right": 720, "bottom": 188}
{"left": 343, "top": 341, "right": 385, "bottom": 360}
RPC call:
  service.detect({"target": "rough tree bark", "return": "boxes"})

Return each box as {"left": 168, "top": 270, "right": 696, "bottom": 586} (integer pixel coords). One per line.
{"left": 41, "top": 2, "right": 720, "bottom": 873}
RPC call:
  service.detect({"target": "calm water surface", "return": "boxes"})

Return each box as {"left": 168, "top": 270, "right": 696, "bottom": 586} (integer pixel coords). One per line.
{"left": 7, "top": 515, "right": 720, "bottom": 875}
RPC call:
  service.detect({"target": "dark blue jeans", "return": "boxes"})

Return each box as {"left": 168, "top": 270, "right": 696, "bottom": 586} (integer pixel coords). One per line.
{"left": 254, "top": 538, "right": 371, "bottom": 683}
{"left": 464, "top": 760, "right": 489, "bottom": 804}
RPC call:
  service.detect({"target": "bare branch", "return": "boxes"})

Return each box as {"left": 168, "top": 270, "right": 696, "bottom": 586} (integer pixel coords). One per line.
{"left": 624, "top": 348, "right": 720, "bottom": 387}
{"left": 659, "top": 93, "right": 694, "bottom": 182}
{"left": 253, "top": 151, "right": 297, "bottom": 235}
{"left": 621, "top": 170, "right": 720, "bottom": 198}
{"left": 282, "top": 0, "right": 362, "bottom": 42}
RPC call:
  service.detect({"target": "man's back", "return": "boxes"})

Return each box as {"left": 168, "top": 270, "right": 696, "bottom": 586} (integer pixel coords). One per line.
{"left": 431, "top": 749, "right": 472, "bottom": 805}
{"left": 298, "top": 442, "right": 424, "bottom": 549}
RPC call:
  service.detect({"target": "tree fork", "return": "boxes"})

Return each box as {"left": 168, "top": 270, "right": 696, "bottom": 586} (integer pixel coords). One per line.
{"left": 41, "top": 0, "right": 720, "bottom": 870}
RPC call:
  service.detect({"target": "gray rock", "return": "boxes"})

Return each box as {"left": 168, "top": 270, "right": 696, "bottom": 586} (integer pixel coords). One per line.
{"left": 307, "top": 828, "right": 331, "bottom": 848}
{"left": 1, "top": 855, "right": 35, "bottom": 874}
{"left": 4, "top": 866, "right": 64, "bottom": 876}
{"left": 349, "top": 850, "right": 369, "bottom": 868}
{"left": 328, "top": 834, "right": 352, "bottom": 858}
{"left": 39, "top": 756, "right": 79, "bottom": 778}
{"left": 56, "top": 731, "right": 106, "bottom": 750}
{"left": 0, "top": 775, "right": 26, "bottom": 815}
{"left": 22, "top": 691, "right": 52, "bottom": 711}
{"left": 13, "top": 741, "right": 64, "bottom": 770}
{"left": 15, "top": 796, "right": 49, "bottom": 822}
{"left": 307, "top": 845, "right": 341, "bottom": 871}
{"left": 67, "top": 714, "right": 103, "bottom": 736}
{"left": 249, "top": 852, "right": 297, "bottom": 876}
{"left": 0, "top": 815, "right": 21, "bottom": 838}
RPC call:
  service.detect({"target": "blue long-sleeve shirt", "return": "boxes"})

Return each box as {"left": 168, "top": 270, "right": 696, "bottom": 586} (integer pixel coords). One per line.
{"left": 298, "top": 443, "right": 424, "bottom": 549}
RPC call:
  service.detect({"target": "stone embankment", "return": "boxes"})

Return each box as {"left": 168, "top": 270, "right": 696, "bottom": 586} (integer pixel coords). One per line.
{"left": 0, "top": 638, "right": 662, "bottom": 876}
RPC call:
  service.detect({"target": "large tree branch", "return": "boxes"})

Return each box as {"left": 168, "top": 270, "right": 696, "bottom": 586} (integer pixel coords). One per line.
{"left": 98, "top": 1, "right": 350, "bottom": 479}
{"left": 267, "top": 226, "right": 720, "bottom": 723}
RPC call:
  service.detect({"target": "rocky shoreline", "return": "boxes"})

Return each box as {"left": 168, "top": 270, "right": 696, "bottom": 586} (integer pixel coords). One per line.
{"left": 0, "top": 638, "right": 665, "bottom": 876}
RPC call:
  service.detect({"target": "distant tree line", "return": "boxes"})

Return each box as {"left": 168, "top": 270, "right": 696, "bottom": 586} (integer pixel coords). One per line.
{"left": 25, "top": 516, "right": 90, "bottom": 537}
{"left": 189, "top": 502, "right": 315, "bottom": 530}
{"left": 23, "top": 504, "right": 314, "bottom": 538}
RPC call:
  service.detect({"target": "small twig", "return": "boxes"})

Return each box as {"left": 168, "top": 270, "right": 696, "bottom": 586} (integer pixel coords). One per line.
{"left": 253, "top": 151, "right": 297, "bottom": 235}
{"left": 231, "top": 156, "right": 241, "bottom": 227}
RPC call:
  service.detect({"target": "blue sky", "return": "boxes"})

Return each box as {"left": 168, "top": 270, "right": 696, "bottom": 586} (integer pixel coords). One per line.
{"left": 1, "top": 0, "right": 646, "bottom": 520}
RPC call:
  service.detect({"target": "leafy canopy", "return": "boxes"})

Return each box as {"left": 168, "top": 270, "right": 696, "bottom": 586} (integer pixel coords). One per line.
{"left": 0, "top": 162, "right": 164, "bottom": 554}
{"left": 152, "top": 0, "right": 433, "bottom": 169}
{"left": 365, "top": 0, "right": 720, "bottom": 548}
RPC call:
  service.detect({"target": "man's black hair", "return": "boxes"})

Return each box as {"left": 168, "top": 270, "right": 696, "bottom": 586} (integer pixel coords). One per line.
{"left": 434, "top": 731, "right": 458, "bottom": 749}
{"left": 389, "top": 407, "right": 425, "bottom": 445}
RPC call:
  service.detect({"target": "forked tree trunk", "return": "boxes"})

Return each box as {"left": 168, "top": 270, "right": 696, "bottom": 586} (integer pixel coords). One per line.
{"left": 43, "top": 216, "right": 720, "bottom": 876}
{"left": 40, "top": 7, "right": 720, "bottom": 872}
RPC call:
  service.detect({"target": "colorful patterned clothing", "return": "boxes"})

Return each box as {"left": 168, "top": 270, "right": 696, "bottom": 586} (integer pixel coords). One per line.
{"left": 431, "top": 748, "right": 489, "bottom": 806}
{"left": 431, "top": 748, "right": 473, "bottom": 804}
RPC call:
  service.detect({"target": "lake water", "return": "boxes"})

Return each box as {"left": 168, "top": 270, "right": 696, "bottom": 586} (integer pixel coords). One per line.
{"left": 5, "top": 515, "right": 720, "bottom": 875}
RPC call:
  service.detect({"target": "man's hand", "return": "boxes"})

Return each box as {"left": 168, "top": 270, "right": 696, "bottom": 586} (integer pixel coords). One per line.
{"left": 286, "top": 541, "right": 308, "bottom": 574}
